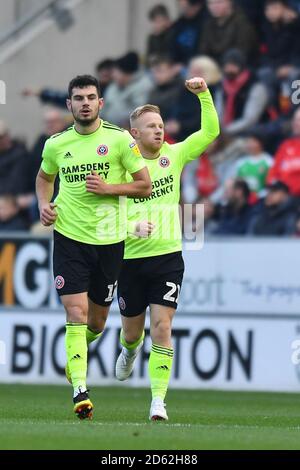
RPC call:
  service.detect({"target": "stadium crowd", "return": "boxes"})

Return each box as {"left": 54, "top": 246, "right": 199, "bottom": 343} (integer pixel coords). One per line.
{"left": 2, "top": 0, "right": 300, "bottom": 237}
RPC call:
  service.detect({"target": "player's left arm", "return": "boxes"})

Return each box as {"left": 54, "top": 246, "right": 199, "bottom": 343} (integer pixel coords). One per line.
{"left": 86, "top": 133, "right": 152, "bottom": 197}
{"left": 176, "top": 77, "right": 220, "bottom": 166}
{"left": 86, "top": 167, "right": 151, "bottom": 197}
{"left": 127, "top": 220, "right": 155, "bottom": 238}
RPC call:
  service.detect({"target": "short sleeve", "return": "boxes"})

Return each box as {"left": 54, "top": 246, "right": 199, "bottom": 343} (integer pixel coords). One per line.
{"left": 120, "top": 131, "right": 146, "bottom": 175}
{"left": 40, "top": 138, "right": 59, "bottom": 175}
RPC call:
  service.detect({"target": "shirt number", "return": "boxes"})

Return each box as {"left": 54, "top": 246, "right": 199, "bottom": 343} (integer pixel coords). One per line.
{"left": 163, "top": 282, "right": 181, "bottom": 303}
{"left": 105, "top": 281, "right": 118, "bottom": 302}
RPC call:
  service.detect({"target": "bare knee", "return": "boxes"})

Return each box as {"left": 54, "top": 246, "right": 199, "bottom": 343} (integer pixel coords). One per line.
{"left": 66, "top": 304, "right": 87, "bottom": 323}
{"left": 123, "top": 327, "right": 142, "bottom": 344}
{"left": 121, "top": 313, "right": 145, "bottom": 345}
{"left": 151, "top": 319, "right": 171, "bottom": 344}
{"left": 88, "top": 316, "right": 106, "bottom": 334}
{"left": 88, "top": 323, "right": 104, "bottom": 334}
{"left": 88, "top": 301, "right": 109, "bottom": 334}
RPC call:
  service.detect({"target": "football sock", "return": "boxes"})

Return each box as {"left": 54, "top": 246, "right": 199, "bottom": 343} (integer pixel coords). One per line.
{"left": 86, "top": 327, "right": 102, "bottom": 346}
{"left": 65, "top": 323, "right": 88, "bottom": 396}
{"left": 148, "top": 343, "right": 173, "bottom": 401}
{"left": 120, "top": 329, "right": 144, "bottom": 353}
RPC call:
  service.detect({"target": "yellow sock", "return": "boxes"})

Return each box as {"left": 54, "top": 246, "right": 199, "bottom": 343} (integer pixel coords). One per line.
{"left": 120, "top": 329, "right": 144, "bottom": 351}
{"left": 86, "top": 327, "right": 102, "bottom": 346}
{"left": 148, "top": 344, "right": 173, "bottom": 401}
{"left": 65, "top": 323, "right": 87, "bottom": 394}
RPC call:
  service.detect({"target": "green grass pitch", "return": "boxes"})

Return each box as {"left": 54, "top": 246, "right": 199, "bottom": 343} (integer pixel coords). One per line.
{"left": 1, "top": 384, "right": 300, "bottom": 450}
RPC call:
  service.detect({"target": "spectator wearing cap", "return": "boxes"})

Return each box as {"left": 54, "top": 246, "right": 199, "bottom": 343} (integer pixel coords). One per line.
{"left": 213, "top": 178, "right": 253, "bottom": 235}
{"left": 101, "top": 52, "right": 153, "bottom": 127}
{"left": 0, "top": 121, "right": 33, "bottom": 230}
{"left": 267, "top": 107, "right": 300, "bottom": 196}
{"left": 146, "top": 5, "right": 173, "bottom": 66}
{"left": 199, "top": 0, "right": 258, "bottom": 65}
{"left": 169, "top": 0, "right": 208, "bottom": 65}
{"left": 248, "top": 180, "right": 297, "bottom": 235}
{"left": 216, "top": 49, "right": 269, "bottom": 136}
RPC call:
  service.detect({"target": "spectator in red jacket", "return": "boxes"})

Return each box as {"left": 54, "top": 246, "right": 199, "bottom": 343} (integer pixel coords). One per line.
{"left": 267, "top": 107, "right": 300, "bottom": 195}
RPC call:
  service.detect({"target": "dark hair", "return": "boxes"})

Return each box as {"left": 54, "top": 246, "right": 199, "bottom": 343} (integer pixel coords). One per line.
{"left": 265, "top": 0, "right": 288, "bottom": 6}
{"left": 222, "top": 48, "right": 246, "bottom": 69}
{"left": 68, "top": 75, "right": 101, "bottom": 98}
{"left": 267, "top": 180, "right": 290, "bottom": 193}
{"left": 148, "top": 4, "right": 170, "bottom": 20}
{"left": 187, "top": 0, "right": 204, "bottom": 6}
{"left": 114, "top": 52, "right": 139, "bottom": 74}
{"left": 234, "top": 178, "right": 250, "bottom": 200}
{"left": 148, "top": 54, "right": 174, "bottom": 67}
{"left": 95, "top": 59, "right": 114, "bottom": 72}
{"left": 244, "top": 131, "right": 266, "bottom": 147}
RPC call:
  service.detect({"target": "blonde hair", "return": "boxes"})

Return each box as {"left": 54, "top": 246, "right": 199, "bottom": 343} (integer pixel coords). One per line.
{"left": 130, "top": 104, "right": 161, "bottom": 126}
{"left": 189, "top": 56, "right": 222, "bottom": 85}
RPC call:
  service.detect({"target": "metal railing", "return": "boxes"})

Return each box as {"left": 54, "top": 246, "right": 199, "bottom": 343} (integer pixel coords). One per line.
{"left": 0, "top": 0, "right": 71, "bottom": 47}
{"left": 0, "top": 0, "right": 86, "bottom": 64}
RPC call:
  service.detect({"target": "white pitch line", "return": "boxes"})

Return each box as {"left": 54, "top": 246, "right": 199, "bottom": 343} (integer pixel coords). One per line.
{"left": 3, "top": 421, "right": 300, "bottom": 431}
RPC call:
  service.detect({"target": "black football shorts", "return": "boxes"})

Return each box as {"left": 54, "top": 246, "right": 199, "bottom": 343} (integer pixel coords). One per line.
{"left": 117, "top": 251, "right": 184, "bottom": 317}
{"left": 53, "top": 230, "right": 124, "bottom": 305}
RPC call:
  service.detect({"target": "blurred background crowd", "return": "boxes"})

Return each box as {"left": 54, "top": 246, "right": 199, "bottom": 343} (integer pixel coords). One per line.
{"left": 2, "top": 0, "right": 300, "bottom": 237}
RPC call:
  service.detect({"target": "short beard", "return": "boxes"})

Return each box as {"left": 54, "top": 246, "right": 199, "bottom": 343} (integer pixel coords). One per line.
{"left": 145, "top": 142, "right": 162, "bottom": 155}
{"left": 75, "top": 116, "right": 98, "bottom": 126}
{"left": 72, "top": 106, "right": 100, "bottom": 126}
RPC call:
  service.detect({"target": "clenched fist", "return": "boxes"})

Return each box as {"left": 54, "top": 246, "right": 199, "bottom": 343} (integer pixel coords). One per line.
{"left": 185, "top": 77, "right": 208, "bottom": 94}
{"left": 134, "top": 221, "right": 155, "bottom": 238}
{"left": 39, "top": 202, "right": 57, "bottom": 226}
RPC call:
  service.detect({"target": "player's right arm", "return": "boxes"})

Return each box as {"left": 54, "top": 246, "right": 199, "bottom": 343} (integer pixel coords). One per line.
{"left": 36, "top": 169, "right": 58, "bottom": 226}
{"left": 36, "top": 138, "right": 59, "bottom": 226}
{"left": 175, "top": 77, "right": 220, "bottom": 167}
